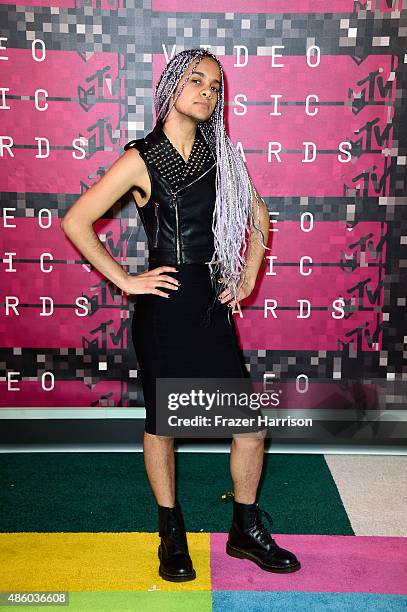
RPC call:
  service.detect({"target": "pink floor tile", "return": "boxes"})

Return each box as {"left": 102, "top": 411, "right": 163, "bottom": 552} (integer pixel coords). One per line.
{"left": 210, "top": 533, "right": 407, "bottom": 595}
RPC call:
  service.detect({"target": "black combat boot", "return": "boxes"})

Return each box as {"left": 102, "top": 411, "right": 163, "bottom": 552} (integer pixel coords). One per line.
{"left": 157, "top": 500, "right": 196, "bottom": 582}
{"left": 226, "top": 499, "right": 301, "bottom": 573}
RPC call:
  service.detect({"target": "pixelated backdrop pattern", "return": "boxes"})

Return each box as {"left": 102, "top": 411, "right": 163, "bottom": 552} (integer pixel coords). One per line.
{"left": 0, "top": 0, "right": 406, "bottom": 435}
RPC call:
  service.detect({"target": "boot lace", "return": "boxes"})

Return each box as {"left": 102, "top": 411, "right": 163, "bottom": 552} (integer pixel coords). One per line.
{"left": 221, "top": 491, "right": 277, "bottom": 549}
{"left": 251, "top": 506, "right": 277, "bottom": 549}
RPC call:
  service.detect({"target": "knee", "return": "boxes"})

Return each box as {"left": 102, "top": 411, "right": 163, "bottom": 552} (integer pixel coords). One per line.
{"left": 232, "top": 428, "right": 267, "bottom": 446}
{"left": 144, "top": 431, "right": 174, "bottom": 443}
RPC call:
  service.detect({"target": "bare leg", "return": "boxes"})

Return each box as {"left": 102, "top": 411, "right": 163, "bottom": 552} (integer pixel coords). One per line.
{"left": 143, "top": 431, "right": 175, "bottom": 507}
{"left": 227, "top": 430, "right": 301, "bottom": 573}
{"left": 230, "top": 430, "right": 267, "bottom": 503}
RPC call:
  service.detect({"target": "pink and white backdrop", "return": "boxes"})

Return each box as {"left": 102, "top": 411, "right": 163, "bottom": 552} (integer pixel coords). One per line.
{"left": 1, "top": 0, "right": 406, "bottom": 439}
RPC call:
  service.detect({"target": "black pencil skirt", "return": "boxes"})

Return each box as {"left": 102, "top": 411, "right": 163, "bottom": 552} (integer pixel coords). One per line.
{"left": 131, "top": 262, "right": 266, "bottom": 436}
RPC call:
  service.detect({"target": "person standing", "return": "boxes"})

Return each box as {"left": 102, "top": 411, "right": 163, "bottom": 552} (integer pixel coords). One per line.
{"left": 61, "top": 48, "right": 301, "bottom": 582}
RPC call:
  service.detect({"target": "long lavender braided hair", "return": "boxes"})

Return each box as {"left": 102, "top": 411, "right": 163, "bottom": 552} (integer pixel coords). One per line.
{"left": 154, "top": 48, "right": 270, "bottom": 305}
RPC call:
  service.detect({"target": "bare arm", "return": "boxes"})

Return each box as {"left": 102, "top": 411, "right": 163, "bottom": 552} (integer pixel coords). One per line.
{"left": 60, "top": 148, "right": 180, "bottom": 297}
{"left": 61, "top": 149, "right": 144, "bottom": 291}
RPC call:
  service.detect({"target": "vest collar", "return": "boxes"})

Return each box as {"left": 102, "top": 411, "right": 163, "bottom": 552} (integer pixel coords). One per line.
{"left": 143, "top": 122, "right": 216, "bottom": 191}
{"left": 147, "top": 121, "right": 211, "bottom": 154}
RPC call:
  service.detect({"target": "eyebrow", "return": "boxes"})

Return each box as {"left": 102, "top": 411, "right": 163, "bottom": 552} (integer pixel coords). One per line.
{"left": 190, "top": 70, "right": 221, "bottom": 86}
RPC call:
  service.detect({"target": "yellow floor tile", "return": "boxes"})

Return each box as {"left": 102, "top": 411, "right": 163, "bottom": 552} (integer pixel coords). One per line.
{"left": 0, "top": 532, "right": 211, "bottom": 592}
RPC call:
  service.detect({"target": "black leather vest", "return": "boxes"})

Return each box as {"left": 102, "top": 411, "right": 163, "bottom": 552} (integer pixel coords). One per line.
{"left": 123, "top": 122, "right": 217, "bottom": 266}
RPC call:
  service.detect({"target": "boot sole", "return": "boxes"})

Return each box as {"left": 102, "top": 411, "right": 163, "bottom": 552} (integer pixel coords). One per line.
{"left": 226, "top": 541, "right": 301, "bottom": 573}
{"left": 158, "top": 545, "right": 197, "bottom": 582}
{"left": 158, "top": 567, "right": 197, "bottom": 582}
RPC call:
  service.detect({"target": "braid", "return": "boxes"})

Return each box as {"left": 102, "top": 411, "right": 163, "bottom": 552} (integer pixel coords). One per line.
{"left": 154, "top": 48, "right": 270, "bottom": 305}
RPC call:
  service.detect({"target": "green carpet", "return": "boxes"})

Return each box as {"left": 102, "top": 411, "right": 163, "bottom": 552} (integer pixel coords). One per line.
{"left": 0, "top": 591, "right": 212, "bottom": 611}
{"left": 0, "top": 452, "right": 353, "bottom": 535}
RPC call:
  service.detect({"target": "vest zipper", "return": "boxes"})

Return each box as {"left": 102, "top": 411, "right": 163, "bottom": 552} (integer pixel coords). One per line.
{"left": 154, "top": 202, "right": 160, "bottom": 247}
{"left": 175, "top": 162, "right": 216, "bottom": 195}
{"left": 170, "top": 162, "right": 216, "bottom": 265}
{"left": 172, "top": 194, "right": 181, "bottom": 263}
